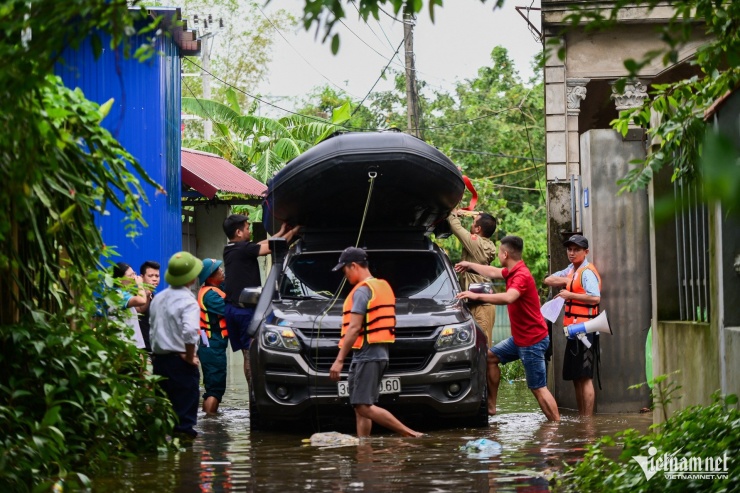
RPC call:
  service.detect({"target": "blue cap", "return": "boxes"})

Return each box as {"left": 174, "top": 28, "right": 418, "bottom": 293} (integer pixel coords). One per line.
{"left": 198, "top": 258, "right": 223, "bottom": 285}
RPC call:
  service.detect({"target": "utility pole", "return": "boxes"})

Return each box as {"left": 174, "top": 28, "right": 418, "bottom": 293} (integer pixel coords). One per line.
{"left": 403, "top": 13, "right": 422, "bottom": 139}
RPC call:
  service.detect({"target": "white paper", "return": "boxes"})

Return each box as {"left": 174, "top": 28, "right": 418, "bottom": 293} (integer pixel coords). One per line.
{"left": 540, "top": 297, "right": 565, "bottom": 323}
{"left": 200, "top": 330, "right": 210, "bottom": 347}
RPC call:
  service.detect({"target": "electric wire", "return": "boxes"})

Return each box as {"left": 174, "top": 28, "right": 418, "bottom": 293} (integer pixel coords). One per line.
{"left": 185, "top": 59, "right": 538, "bottom": 134}
{"left": 449, "top": 148, "right": 544, "bottom": 162}
{"left": 519, "top": 106, "right": 547, "bottom": 204}
{"left": 351, "top": 36, "right": 406, "bottom": 117}
{"left": 257, "top": 5, "right": 359, "bottom": 98}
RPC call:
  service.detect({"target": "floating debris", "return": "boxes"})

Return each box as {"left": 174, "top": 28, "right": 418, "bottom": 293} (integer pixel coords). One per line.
{"left": 302, "top": 431, "right": 360, "bottom": 449}
{"left": 460, "top": 438, "right": 503, "bottom": 458}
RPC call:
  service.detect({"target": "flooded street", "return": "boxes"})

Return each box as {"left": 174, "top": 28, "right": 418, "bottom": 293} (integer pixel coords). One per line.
{"left": 95, "top": 354, "right": 652, "bottom": 492}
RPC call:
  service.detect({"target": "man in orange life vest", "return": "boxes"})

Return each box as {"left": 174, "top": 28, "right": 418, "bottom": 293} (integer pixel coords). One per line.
{"left": 544, "top": 234, "right": 602, "bottom": 416}
{"left": 328, "top": 247, "right": 423, "bottom": 438}
{"left": 197, "top": 258, "right": 228, "bottom": 415}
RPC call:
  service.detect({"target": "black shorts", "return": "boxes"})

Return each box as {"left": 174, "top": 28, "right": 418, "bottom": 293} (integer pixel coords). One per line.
{"left": 348, "top": 360, "right": 388, "bottom": 405}
{"left": 562, "top": 334, "right": 598, "bottom": 381}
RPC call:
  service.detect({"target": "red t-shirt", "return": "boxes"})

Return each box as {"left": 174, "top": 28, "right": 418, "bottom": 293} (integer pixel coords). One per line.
{"left": 501, "top": 261, "right": 548, "bottom": 347}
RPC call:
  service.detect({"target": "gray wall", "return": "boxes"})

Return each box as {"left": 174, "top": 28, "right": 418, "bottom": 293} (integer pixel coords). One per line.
{"left": 195, "top": 204, "right": 230, "bottom": 263}
{"left": 550, "top": 130, "right": 652, "bottom": 412}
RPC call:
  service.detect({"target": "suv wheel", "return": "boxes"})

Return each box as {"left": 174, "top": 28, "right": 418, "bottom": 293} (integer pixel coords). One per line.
{"left": 248, "top": 383, "right": 269, "bottom": 431}
{"left": 472, "top": 381, "right": 490, "bottom": 428}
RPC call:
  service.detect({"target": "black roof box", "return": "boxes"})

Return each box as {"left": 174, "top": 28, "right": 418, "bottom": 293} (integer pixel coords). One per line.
{"left": 262, "top": 131, "right": 464, "bottom": 234}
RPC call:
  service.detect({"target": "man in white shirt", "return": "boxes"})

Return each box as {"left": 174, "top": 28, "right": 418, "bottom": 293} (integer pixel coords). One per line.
{"left": 150, "top": 251, "right": 203, "bottom": 438}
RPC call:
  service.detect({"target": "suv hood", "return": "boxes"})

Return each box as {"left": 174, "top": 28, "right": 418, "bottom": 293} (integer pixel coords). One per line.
{"left": 271, "top": 298, "right": 469, "bottom": 329}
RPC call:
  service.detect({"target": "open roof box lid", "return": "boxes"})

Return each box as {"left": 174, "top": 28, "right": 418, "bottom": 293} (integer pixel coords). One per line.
{"left": 262, "top": 131, "right": 464, "bottom": 235}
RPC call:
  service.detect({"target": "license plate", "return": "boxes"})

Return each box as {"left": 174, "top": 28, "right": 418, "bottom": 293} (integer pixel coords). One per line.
{"left": 337, "top": 377, "right": 401, "bottom": 397}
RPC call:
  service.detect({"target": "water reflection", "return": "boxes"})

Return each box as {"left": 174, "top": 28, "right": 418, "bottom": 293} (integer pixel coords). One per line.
{"left": 94, "top": 353, "right": 651, "bottom": 492}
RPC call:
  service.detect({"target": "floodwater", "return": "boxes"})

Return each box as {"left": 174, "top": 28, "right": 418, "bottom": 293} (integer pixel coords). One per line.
{"left": 95, "top": 353, "right": 652, "bottom": 492}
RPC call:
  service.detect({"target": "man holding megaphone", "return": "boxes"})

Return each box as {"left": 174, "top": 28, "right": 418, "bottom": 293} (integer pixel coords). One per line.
{"left": 544, "top": 234, "right": 602, "bottom": 416}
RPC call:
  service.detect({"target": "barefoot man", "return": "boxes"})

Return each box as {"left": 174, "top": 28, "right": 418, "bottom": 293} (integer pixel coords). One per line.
{"left": 456, "top": 236, "right": 560, "bottom": 421}
{"left": 329, "top": 247, "right": 423, "bottom": 437}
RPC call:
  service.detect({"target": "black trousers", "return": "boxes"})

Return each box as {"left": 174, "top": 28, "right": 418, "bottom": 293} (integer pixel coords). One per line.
{"left": 153, "top": 353, "right": 200, "bottom": 436}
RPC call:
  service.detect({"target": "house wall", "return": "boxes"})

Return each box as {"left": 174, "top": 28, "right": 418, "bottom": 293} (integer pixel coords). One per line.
{"left": 195, "top": 204, "right": 230, "bottom": 263}
{"left": 56, "top": 30, "right": 182, "bottom": 281}
{"left": 654, "top": 320, "right": 719, "bottom": 418}
{"left": 713, "top": 91, "right": 740, "bottom": 401}
{"left": 542, "top": 1, "right": 726, "bottom": 419}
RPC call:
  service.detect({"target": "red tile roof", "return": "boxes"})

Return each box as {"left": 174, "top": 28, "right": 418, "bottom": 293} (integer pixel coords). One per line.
{"left": 181, "top": 148, "right": 266, "bottom": 199}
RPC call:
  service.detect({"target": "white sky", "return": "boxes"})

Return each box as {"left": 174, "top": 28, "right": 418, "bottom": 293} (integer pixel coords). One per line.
{"left": 254, "top": 0, "right": 542, "bottom": 114}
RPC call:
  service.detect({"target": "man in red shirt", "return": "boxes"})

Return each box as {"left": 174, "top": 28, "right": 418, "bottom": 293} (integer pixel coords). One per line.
{"left": 456, "top": 235, "right": 560, "bottom": 421}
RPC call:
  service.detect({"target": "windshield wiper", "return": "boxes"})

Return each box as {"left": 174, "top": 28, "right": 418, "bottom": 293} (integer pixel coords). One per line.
{"left": 280, "top": 295, "right": 325, "bottom": 300}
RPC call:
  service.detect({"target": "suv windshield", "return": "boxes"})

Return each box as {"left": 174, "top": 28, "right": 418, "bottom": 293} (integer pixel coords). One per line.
{"left": 280, "top": 250, "right": 455, "bottom": 300}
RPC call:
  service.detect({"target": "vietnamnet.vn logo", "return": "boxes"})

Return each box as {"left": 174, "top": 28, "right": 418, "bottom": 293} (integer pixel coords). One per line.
{"left": 632, "top": 446, "right": 730, "bottom": 480}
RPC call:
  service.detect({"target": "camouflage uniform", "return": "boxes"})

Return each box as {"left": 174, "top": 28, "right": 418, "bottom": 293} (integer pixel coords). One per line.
{"left": 448, "top": 213, "right": 497, "bottom": 346}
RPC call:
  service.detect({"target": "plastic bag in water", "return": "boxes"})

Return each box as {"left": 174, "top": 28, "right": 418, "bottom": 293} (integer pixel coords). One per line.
{"left": 460, "top": 438, "right": 502, "bottom": 458}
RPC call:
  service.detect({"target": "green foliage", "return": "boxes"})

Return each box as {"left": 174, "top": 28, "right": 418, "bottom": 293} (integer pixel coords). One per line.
{"left": 0, "top": 302, "right": 177, "bottom": 491}
{"left": 297, "top": 47, "right": 547, "bottom": 287}
{"left": 183, "top": 89, "right": 343, "bottom": 183}
{"left": 169, "top": 0, "right": 296, "bottom": 111}
{"left": 1, "top": 1, "right": 181, "bottom": 489}
{"left": 629, "top": 371, "right": 683, "bottom": 424}
{"left": 555, "top": 391, "right": 740, "bottom": 492}
{"left": 500, "top": 359, "right": 526, "bottom": 382}
{"left": 558, "top": 0, "right": 740, "bottom": 212}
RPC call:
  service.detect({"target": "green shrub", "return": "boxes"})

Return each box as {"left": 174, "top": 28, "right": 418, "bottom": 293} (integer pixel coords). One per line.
{"left": 500, "top": 359, "right": 526, "bottom": 382}
{"left": 554, "top": 392, "right": 740, "bottom": 492}
{"left": 0, "top": 304, "right": 177, "bottom": 491}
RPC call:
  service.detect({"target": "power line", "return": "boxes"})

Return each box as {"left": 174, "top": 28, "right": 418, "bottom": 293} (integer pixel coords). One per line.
{"left": 186, "top": 58, "right": 532, "bottom": 134}
{"left": 338, "top": 18, "right": 395, "bottom": 60}
{"left": 377, "top": 5, "right": 409, "bottom": 23}
{"left": 187, "top": 58, "right": 359, "bottom": 128}
{"left": 449, "top": 149, "right": 544, "bottom": 162}
{"left": 519, "top": 106, "right": 546, "bottom": 204}
{"left": 256, "top": 5, "right": 358, "bottom": 98}
{"left": 351, "top": 36, "right": 406, "bottom": 117}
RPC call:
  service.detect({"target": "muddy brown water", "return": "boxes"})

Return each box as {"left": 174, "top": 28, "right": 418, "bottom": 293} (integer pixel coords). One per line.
{"left": 95, "top": 354, "right": 651, "bottom": 492}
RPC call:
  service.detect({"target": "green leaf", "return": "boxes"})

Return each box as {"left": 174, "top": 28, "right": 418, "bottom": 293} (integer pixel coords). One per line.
{"left": 724, "top": 394, "right": 738, "bottom": 405}
{"left": 331, "top": 101, "right": 352, "bottom": 124}
{"left": 331, "top": 33, "right": 340, "bottom": 55}
{"left": 98, "top": 98, "right": 114, "bottom": 122}
{"left": 91, "top": 33, "right": 102, "bottom": 59}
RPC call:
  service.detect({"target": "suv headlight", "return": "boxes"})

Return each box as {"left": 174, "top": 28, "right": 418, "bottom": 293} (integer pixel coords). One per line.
{"left": 435, "top": 322, "right": 475, "bottom": 351}
{"left": 261, "top": 325, "right": 300, "bottom": 352}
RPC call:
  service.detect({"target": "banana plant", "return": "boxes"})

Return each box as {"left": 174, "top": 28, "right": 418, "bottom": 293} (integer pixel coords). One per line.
{"left": 182, "top": 88, "right": 348, "bottom": 182}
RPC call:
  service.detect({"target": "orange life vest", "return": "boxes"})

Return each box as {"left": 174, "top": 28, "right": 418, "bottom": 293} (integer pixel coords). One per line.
{"left": 563, "top": 263, "right": 602, "bottom": 326}
{"left": 340, "top": 278, "right": 396, "bottom": 349}
{"left": 198, "top": 286, "right": 227, "bottom": 338}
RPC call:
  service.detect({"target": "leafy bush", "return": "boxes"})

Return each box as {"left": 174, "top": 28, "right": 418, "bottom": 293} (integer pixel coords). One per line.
{"left": 554, "top": 392, "right": 740, "bottom": 492}
{"left": 0, "top": 275, "right": 177, "bottom": 491}
{"left": 0, "top": 3, "right": 179, "bottom": 490}
{"left": 500, "top": 359, "right": 526, "bottom": 382}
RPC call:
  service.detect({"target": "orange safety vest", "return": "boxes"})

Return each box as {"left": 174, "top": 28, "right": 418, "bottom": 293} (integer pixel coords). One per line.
{"left": 340, "top": 278, "right": 396, "bottom": 349}
{"left": 198, "top": 286, "right": 227, "bottom": 339}
{"left": 563, "top": 263, "right": 602, "bottom": 326}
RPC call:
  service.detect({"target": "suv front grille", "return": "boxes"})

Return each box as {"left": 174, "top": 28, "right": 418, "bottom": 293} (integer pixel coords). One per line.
{"left": 306, "top": 354, "right": 431, "bottom": 373}
{"left": 296, "top": 326, "right": 438, "bottom": 339}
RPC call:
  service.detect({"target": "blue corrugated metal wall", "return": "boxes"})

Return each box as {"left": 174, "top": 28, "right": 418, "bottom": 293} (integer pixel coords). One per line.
{"left": 56, "top": 30, "right": 182, "bottom": 282}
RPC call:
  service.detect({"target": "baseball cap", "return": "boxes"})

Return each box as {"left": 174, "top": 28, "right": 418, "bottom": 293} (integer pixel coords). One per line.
{"left": 563, "top": 234, "right": 589, "bottom": 249}
{"left": 331, "top": 247, "right": 368, "bottom": 271}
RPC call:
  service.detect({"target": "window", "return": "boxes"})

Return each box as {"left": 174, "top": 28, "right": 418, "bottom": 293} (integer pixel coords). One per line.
{"left": 279, "top": 251, "right": 456, "bottom": 300}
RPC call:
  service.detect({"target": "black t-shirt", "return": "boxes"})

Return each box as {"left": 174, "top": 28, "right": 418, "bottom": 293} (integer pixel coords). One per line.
{"left": 223, "top": 241, "right": 262, "bottom": 304}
